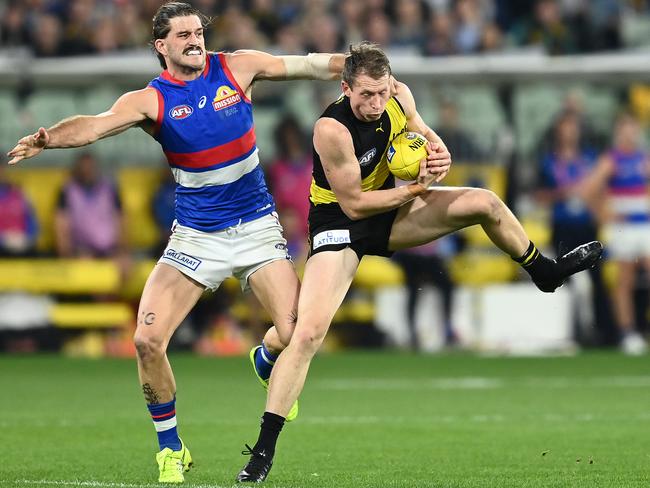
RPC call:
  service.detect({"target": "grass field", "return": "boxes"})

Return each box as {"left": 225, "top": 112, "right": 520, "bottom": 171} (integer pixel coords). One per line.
{"left": 1, "top": 351, "right": 649, "bottom": 488}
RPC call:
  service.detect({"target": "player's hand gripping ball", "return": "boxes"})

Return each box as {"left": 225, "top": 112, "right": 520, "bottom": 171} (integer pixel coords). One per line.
{"left": 386, "top": 131, "right": 428, "bottom": 181}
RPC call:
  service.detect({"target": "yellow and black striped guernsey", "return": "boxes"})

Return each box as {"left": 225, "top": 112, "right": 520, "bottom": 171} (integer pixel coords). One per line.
{"left": 310, "top": 95, "right": 408, "bottom": 207}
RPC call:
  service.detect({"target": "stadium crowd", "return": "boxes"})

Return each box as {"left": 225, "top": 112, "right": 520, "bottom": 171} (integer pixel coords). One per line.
{"left": 1, "top": 0, "right": 649, "bottom": 58}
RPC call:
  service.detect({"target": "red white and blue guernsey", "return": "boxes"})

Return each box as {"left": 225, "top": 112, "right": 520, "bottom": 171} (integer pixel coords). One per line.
{"left": 148, "top": 52, "right": 274, "bottom": 232}
{"left": 607, "top": 149, "right": 650, "bottom": 223}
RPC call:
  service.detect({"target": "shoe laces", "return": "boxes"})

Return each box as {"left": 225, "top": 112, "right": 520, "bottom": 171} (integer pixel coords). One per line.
{"left": 241, "top": 444, "right": 271, "bottom": 471}
{"left": 162, "top": 451, "right": 183, "bottom": 474}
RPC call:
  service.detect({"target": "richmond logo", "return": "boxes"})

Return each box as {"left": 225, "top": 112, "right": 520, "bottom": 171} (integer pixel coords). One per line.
{"left": 213, "top": 85, "right": 241, "bottom": 111}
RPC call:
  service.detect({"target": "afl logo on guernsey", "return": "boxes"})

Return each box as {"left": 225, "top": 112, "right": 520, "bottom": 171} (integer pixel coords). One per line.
{"left": 169, "top": 105, "right": 193, "bottom": 120}
{"left": 359, "top": 148, "right": 377, "bottom": 166}
{"left": 213, "top": 85, "right": 241, "bottom": 111}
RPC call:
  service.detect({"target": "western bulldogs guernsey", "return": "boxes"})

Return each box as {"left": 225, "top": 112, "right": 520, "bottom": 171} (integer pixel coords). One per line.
{"left": 148, "top": 52, "right": 274, "bottom": 232}
{"left": 608, "top": 149, "right": 650, "bottom": 223}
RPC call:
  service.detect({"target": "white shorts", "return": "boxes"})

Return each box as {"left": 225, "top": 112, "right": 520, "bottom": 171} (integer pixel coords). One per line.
{"left": 159, "top": 212, "right": 290, "bottom": 291}
{"left": 603, "top": 222, "right": 650, "bottom": 260}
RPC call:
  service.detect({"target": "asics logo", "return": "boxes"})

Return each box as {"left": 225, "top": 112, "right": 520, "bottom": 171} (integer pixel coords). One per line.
{"left": 198, "top": 96, "right": 207, "bottom": 109}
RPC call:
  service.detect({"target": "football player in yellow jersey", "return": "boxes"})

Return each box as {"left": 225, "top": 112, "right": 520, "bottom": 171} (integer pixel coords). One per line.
{"left": 236, "top": 42, "right": 603, "bottom": 483}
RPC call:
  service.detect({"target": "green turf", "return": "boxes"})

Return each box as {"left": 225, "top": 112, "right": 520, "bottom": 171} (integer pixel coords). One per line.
{"left": 1, "top": 351, "right": 649, "bottom": 487}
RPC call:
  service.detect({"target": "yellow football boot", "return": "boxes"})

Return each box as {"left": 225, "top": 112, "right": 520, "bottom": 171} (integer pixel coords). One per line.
{"left": 249, "top": 345, "right": 299, "bottom": 422}
{"left": 156, "top": 439, "right": 193, "bottom": 483}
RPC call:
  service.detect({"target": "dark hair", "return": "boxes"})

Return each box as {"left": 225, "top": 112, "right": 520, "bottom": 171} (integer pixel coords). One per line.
{"left": 342, "top": 41, "right": 391, "bottom": 87}
{"left": 151, "top": 2, "right": 212, "bottom": 69}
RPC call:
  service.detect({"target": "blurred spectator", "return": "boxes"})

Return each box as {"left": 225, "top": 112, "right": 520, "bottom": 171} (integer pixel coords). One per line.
{"left": 91, "top": 18, "right": 119, "bottom": 54}
{"left": 273, "top": 24, "right": 305, "bottom": 54}
{"left": 55, "top": 153, "right": 126, "bottom": 259}
{"left": 0, "top": 163, "right": 38, "bottom": 257}
{"left": 213, "top": 6, "right": 268, "bottom": 51}
{"left": 30, "top": 14, "right": 63, "bottom": 58}
{"left": 536, "top": 90, "right": 606, "bottom": 159}
{"left": 454, "top": 0, "right": 485, "bottom": 53}
{"left": 364, "top": 11, "right": 393, "bottom": 48}
{"left": 480, "top": 21, "right": 504, "bottom": 52}
{"left": 304, "top": 14, "right": 343, "bottom": 53}
{"left": 422, "top": 10, "right": 456, "bottom": 56}
{"left": 392, "top": 236, "right": 458, "bottom": 350}
{"left": 510, "top": 0, "right": 578, "bottom": 54}
{"left": 583, "top": 112, "right": 649, "bottom": 354}
{"left": 391, "top": 0, "right": 428, "bottom": 49}
{"left": 586, "top": 0, "right": 622, "bottom": 52}
{"left": 435, "top": 98, "right": 485, "bottom": 162}
{"left": 151, "top": 168, "right": 176, "bottom": 257}
{"left": 535, "top": 112, "right": 616, "bottom": 346}
{"left": 114, "top": 0, "right": 150, "bottom": 49}
{"left": 1, "top": 1, "right": 30, "bottom": 47}
{"left": 267, "top": 115, "right": 312, "bottom": 238}
{"left": 249, "top": 0, "right": 282, "bottom": 41}
{"left": 338, "top": 0, "right": 365, "bottom": 46}
{"left": 59, "top": 0, "right": 96, "bottom": 56}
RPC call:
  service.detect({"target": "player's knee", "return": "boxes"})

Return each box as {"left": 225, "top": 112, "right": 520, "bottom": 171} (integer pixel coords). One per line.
{"left": 277, "top": 328, "right": 292, "bottom": 348}
{"left": 471, "top": 189, "right": 503, "bottom": 223}
{"left": 292, "top": 326, "right": 326, "bottom": 355}
{"left": 133, "top": 333, "right": 166, "bottom": 362}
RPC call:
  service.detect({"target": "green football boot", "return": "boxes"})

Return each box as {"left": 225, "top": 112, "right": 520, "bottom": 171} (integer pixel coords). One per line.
{"left": 156, "top": 439, "right": 193, "bottom": 483}
{"left": 249, "top": 345, "right": 299, "bottom": 422}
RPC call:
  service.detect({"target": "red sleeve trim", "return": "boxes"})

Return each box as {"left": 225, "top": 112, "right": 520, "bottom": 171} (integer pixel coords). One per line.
{"left": 218, "top": 52, "right": 251, "bottom": 104}
{"left": 153, "top": 87, "right": 164, "bottom": 134}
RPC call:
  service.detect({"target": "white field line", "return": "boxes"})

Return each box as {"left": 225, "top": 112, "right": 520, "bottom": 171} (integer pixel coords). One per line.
{"left": 4, "top": 411, "right": 649, "bottom": 430}
{"left": 7, "top": 480, "right": 301, "bottom": 488}
{"left": 8, "top": 481, "right": 227, "bottom": 488}
{"left": 313, "top": 375, "right": 650, "bottom": 390}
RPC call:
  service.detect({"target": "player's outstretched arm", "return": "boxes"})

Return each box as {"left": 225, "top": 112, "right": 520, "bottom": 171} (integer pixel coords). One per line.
{"left": 226, "top": 50, "right": 346, "bottom": 84}
{"left": 7, "top": 88, "right": 158, "bottom": 165}
{"left": 315, "top": 118, "right": 428, "bottom": 221}
{"left": 392, "top": 79, "right": 452, "bottom": 183}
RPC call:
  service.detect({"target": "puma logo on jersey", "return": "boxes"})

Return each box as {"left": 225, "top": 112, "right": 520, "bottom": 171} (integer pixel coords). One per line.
{"left": 376, "top": 122, "right": 384, "bottom": 132}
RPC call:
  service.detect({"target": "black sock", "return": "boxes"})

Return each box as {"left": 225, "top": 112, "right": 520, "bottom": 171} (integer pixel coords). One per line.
{"left": 253, "top": 411, "right": 285, "bottom": 457}
{"left": 513, "top": 241, "right": 556, "bottom": 285}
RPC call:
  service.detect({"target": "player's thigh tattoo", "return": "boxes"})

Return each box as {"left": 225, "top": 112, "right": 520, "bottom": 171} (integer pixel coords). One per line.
{"left": 140, "top": 311, "right": 156, "bottom": 326}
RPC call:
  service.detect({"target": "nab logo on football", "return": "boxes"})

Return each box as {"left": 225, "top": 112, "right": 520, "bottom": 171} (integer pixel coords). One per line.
{"left": 169, "top": 105, "right": 193, "bottom": 120}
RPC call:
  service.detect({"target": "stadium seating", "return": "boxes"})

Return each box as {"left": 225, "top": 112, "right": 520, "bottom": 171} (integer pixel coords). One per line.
{"left": 1, "top": 162, "right": 550, "bottom": 346}
{"left": 455, "top": 85, "right": 506, "bottom": 153}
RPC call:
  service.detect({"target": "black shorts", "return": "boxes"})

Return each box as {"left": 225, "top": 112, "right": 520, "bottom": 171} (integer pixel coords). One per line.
{"left": 308, "top": 203, "right": 398, "bottom": 260}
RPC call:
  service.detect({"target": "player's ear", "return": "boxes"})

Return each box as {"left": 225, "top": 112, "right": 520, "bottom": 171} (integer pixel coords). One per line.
{"left": 154, "top": 39, "right": 167, "bottom": 58}
{"left": 341, "top": 80, "right": 352, "bottom": 97}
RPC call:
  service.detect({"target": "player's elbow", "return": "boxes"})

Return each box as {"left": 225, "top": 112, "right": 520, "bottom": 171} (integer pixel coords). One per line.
{"left": 340, "top": 201, "right": 364, "bottom": 221}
